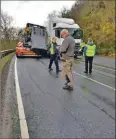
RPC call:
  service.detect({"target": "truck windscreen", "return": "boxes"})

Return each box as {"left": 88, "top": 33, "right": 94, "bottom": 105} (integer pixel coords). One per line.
{"left": 66, "top": 28, "right": 83, "bottom": 39}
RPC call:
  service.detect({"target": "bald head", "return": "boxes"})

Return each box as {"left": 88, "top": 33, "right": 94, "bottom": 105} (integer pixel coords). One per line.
{"left": 61, "top": 29, "right": 69, "bottom": 38}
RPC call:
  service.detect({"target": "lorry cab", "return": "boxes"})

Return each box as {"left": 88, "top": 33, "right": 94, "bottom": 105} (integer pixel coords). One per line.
{"left": 53, "top": 24, "right": 83, "bottom": 57}
{"left": 46, "top": 17, "right": 83, "bottom": 58}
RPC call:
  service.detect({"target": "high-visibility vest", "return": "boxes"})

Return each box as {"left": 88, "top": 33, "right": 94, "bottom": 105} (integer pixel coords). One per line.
{"left": 50, "top": 43, "right": 55, "bottom": 54}
{"left": 86, "top": 44, "right": 96, "bottom": 56}
{"left": 80, "top": 42, "right": 85, "bottom": 56}
{"left": 80, "top": 42, "right": 85, "bottom": 49}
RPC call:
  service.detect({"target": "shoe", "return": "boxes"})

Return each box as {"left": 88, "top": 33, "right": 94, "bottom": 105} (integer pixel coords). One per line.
{"left": 89, "top": 71, "right": 92, "bottom": 74}
{"left": 65, "top": 81, "right": 70, "bottom": 86}
{"left": 56, "top": 69, "right": 62, "bottom": 74}
{"left": 56, "top": 69, "right": 62, "bottom": 72}
{"left": 49, "top": 68, "right": 53, "bottom": 71}
{"left": 63, "top": 85, "right": 73, "bottom": 91}
{"left": 84, "top": 71, "right": 88, "bottom": 74}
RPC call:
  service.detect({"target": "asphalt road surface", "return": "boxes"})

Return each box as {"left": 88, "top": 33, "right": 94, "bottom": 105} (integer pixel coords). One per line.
{"left": 16, "top": 57, "right": 115, "bottom": 138}
{"left": 80, "top": 56, "right": 115, "bottom": 69}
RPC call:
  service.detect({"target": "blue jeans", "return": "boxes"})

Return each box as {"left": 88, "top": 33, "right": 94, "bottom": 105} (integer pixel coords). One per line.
{"left": 48, "top": 54, "right": 59, "bottom": 72}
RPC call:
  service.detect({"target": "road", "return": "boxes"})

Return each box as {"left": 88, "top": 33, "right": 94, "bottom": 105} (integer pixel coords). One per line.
{"left": 16, "top": 57, "right": 115, "bottom": 138}
{"left": 80, "top": 56, "right": 115, "bottom": 69}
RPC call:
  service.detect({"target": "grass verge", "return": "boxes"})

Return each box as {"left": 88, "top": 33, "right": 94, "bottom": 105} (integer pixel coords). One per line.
{"left": 0, "top": 53, "right": 14, "bottom": 73}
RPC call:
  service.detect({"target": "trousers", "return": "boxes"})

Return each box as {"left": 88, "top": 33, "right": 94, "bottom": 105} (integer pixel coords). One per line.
{"left": 61, "top": 59, "right": 74, "bottom": 87}
{"left": 85, "top": 56, "right": 93, "bottom": 72}
{"left": 48, "top": 54, "right": 59, "bottom": 72}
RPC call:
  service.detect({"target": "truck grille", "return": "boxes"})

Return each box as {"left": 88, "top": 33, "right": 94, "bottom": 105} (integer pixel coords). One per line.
{"left": 74, "top": 43, "right": 80, "bottom": 51}
{"left": 75, "top": 43, "right": 80, "bottom": 48}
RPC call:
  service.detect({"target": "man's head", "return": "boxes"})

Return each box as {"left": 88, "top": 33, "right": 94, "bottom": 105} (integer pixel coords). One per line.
{"left": 88, "top": 38, "right": 93, "bottom": 43}
{"left": 61, "top": 29, "right": 69, "bottom": 38}
{"left": 87, "top": 38, "right": 94, "bottom": 45}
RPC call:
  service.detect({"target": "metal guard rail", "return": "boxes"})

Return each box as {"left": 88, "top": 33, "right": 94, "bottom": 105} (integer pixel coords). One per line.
{"left": 0, "top": 49, "right": 15, "bottom": 59}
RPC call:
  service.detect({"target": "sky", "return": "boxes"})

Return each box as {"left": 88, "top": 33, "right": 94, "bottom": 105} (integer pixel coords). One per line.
{"left": 1, "top": 1, "right": 75, "bottom": 28}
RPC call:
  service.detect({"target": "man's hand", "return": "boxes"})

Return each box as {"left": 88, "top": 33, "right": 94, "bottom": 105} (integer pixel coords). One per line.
{"left": 60, "top": 57, "right": 66, "bottom": 62}
{"left": 79, "top": 49, "right": 82, "bottom": 52}
{"left": 60, "top": 53, "right": 62, "bottom": 57}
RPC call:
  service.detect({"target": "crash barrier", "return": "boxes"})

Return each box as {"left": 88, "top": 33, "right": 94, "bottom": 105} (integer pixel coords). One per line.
{"left": 0, "top": 49, "right": 15, "bottom": 59}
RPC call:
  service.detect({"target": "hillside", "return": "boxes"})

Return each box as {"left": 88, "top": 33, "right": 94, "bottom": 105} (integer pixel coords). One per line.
{"left": 60, "top": 0, "right": 115, "bottom": 56}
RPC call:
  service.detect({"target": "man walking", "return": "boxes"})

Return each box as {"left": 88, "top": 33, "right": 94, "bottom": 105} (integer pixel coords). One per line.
{"left": 60, "top": 29, "right": 75, "bottom": 90}
{"left": 48, "top": 37, "right": 61, "bottom": 74}
{"left": 83, "top": 38, "right": 96, "bottom": 74}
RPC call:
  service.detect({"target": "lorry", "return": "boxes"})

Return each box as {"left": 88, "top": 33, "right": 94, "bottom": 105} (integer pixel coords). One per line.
{"left": 16, "top": 23, "right": 48, "bottom": 58}
{"left": 46, "top": 17, "right": 83, "bottom": 58}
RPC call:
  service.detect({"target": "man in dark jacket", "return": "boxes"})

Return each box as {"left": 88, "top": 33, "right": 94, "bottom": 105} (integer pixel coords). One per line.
{"left": 47, "top": 37, "right": 61, "bottom": 74}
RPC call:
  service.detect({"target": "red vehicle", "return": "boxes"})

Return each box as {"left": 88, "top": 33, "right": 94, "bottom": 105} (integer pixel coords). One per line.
{"left": 15, "top": 41, "right": 36, "bottom": 58}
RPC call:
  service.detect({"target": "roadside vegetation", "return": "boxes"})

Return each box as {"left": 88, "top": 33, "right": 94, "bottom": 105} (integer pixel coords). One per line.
{"left": 0, "top": 53, "right": 14, "bottom": 72}
{"left": 0, "top": 11, "right": 20, "bottom": 51}
{"left": 48, "top": 0, "right": 115, "bottom": 57}
{"left": 0, "top": 11, "right": 18, "bottom": 73}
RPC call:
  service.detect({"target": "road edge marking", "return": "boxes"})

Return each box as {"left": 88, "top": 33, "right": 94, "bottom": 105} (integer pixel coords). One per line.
{"left": 14, "top": 58, "right": 29, "bottom": 139}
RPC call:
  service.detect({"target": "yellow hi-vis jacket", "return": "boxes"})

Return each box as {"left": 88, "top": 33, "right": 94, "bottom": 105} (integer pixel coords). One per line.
{"left": 50, "top": 42, "right": 55, "bottom": 54}
{"left": 80, "top": 42, "right": 85, "bottom": 50}
{"left": 86, "top": 44, "right": 96, "bottom": 56}
{"left": 80, "top": 42, "right": 86, "bottom": 56}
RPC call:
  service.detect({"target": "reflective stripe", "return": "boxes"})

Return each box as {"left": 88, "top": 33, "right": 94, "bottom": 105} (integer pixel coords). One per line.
{"left": 18, "top": 42, "right": 23, "bottom": 47}
{"left": 86, "top": 44, "right": 96, "bottom": 56}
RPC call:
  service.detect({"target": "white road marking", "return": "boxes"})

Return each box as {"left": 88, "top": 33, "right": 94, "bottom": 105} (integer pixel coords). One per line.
{"left": 73, "top": 71, "right": 115, "bottom": 91}
{"left": 60, "top": 65, "right": 115, "bottom": 91}
{"left": 14, "top": 58, "right": 29, "bottom": 139}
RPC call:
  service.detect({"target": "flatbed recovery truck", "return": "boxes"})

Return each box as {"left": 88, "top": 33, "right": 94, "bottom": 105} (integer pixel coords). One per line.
{"left": 16, "top": 23, "right": 48, "bottom": 58}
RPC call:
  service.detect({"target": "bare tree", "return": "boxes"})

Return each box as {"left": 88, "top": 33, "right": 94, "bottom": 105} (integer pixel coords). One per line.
{"left": 47, "top": 10, "right": 60, "bottom": 19}
{"left": 0, "top": 11, "right": 18, "bottom": 40}
{"left": 58, "top": 7, "right": 72, "bottom": 18}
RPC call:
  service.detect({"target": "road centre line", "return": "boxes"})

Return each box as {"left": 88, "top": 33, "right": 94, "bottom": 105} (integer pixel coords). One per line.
{"left": 14, "top": 58, "right": 29, "bottom": 139}
{"left": 60, "top": 65, "right": 115, "bottom": 91}
{"left": 73, "top": 71, "right": 115, "bottom": 91}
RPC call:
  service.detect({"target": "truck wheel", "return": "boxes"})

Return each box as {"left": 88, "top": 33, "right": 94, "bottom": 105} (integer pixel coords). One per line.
{"left": 16, "top": 54, "right": 19, "bottom": 58}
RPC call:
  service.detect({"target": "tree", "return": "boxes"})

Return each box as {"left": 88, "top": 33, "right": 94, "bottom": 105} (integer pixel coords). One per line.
{"left": 47, "top": 10, "right": 59, "bottom": 19}
{"left": 0, "top": 11, "right": 19, "bottom": 40}
{"left": 58, "top": 7, "right": 72, "bottom": 18}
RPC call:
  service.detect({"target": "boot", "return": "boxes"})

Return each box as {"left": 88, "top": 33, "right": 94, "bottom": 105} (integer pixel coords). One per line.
{"left": 63, "top": 85, "right": 73, "bottom": 91}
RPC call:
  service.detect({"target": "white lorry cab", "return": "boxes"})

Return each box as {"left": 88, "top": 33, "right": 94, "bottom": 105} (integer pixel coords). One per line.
{"left": 46, "top": 17, "right": 83, "bottom": 58}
